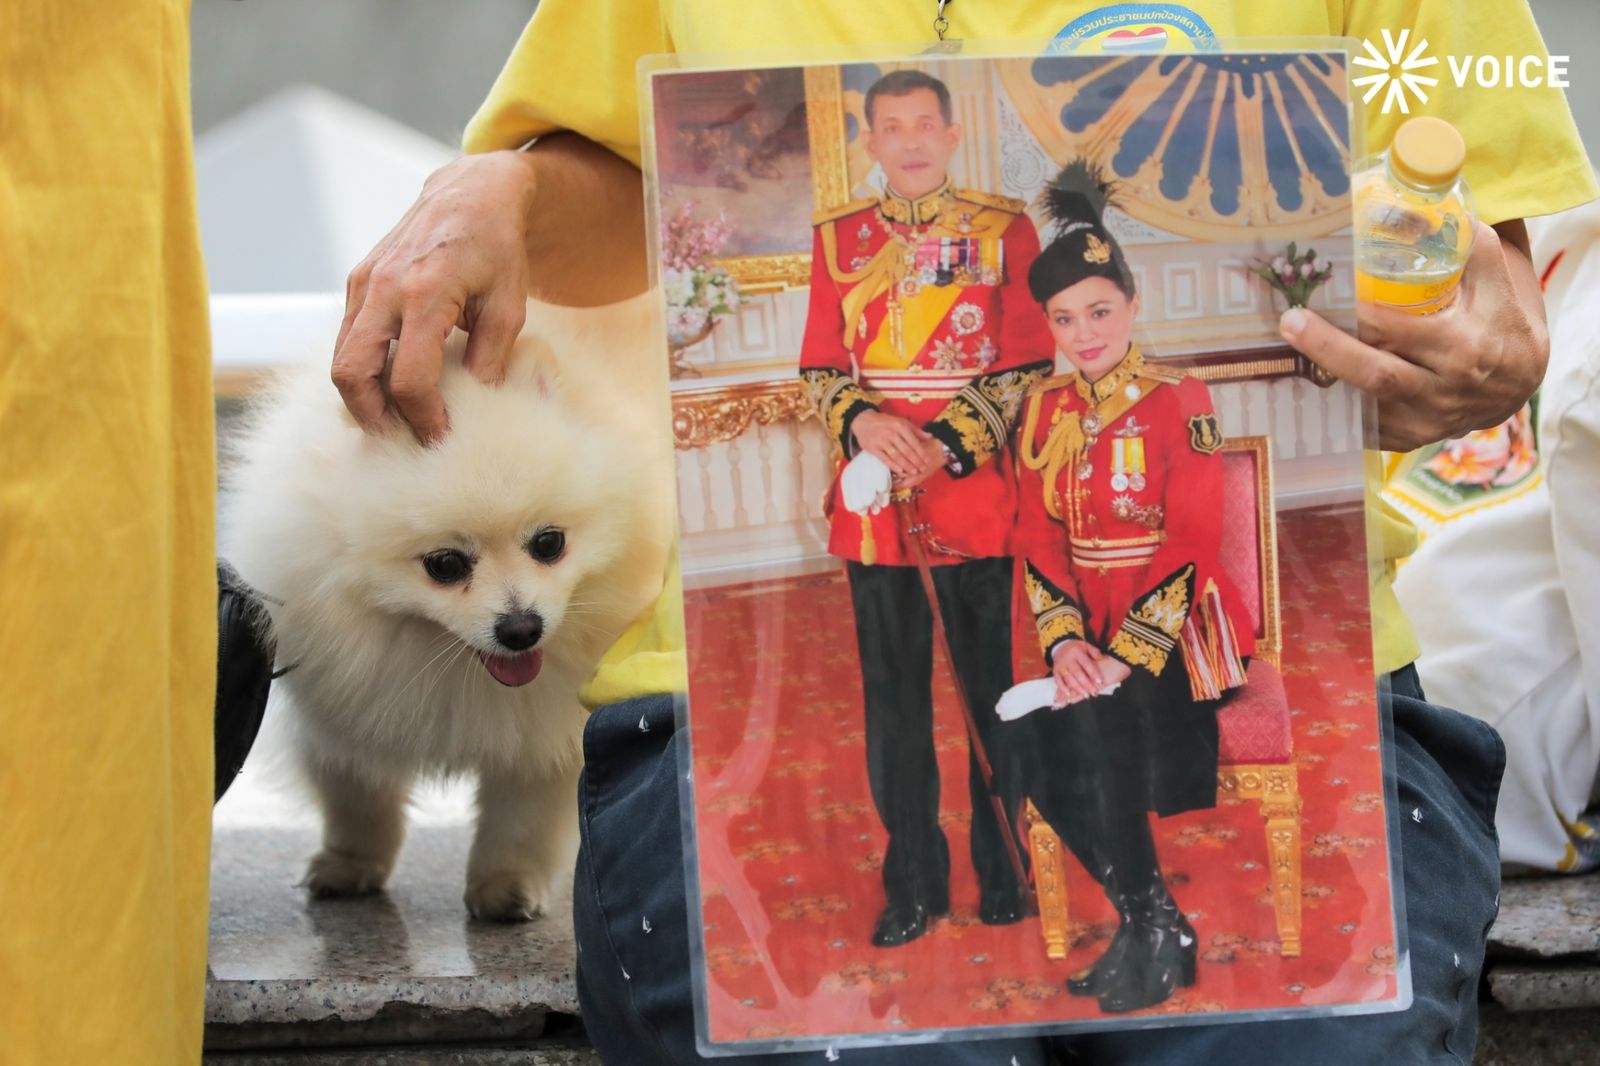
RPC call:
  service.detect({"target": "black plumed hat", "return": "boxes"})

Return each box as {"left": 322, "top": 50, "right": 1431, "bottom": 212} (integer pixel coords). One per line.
{"left": 1028, "top": 159, "right": 1138, "bottom": 304}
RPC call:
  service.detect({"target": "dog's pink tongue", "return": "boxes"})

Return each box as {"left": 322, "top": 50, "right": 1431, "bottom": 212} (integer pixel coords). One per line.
{"left": 478, "top": 649, "right": 543, "bottom": 687}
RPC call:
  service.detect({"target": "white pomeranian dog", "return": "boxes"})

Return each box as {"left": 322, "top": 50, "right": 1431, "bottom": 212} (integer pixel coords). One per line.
{"left": 221, "top": 294, "right": 673, "bottom": 921}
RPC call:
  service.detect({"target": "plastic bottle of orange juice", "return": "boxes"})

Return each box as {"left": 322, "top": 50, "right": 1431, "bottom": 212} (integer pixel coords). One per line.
{"left": 1355, "top": 116, "right": 1477, "bottom": 315}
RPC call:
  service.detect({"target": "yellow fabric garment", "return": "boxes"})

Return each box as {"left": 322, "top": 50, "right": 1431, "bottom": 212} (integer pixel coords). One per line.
{"left": 578, "top": 542, "right": 689, "bottom": 710}
{"left": 465, "top": 0, "right": 1596, "bottom": 688}
{"left": 0, "top": 3, "right": 215, "bottom": 1063}
{"left": 1371, "top": 458, "right": 1424, "bottom": 671}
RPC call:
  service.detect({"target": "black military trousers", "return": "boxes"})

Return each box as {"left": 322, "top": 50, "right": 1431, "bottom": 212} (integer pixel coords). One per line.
{"left": 1026, "top": 656, "right": 1229, "bottom": 895}
{"left": 1028, "top": 689, "right": 1165, "bottom": 896}
{"left": 844, "top": 555, "right": 1025, "bottom": 913}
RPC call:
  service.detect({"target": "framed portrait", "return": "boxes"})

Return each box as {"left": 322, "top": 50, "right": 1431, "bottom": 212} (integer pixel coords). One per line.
{"left": 651, "top": 68, "right": 817, "bottom": 294}
{"left": 643, "top": 42, "right": 1405, "bottom": 1056}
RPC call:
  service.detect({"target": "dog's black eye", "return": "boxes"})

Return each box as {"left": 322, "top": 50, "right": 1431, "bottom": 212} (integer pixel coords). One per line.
{"left": 529, "top": 528, "right": 566, "bottom": 563}
{"left": 423, "top": 549, "right": 472, "bottom": 584}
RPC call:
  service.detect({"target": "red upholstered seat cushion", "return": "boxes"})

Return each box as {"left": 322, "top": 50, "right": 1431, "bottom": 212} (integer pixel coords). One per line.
{"left": 1218, "top": 657, "right": 1292, "bottom": 764}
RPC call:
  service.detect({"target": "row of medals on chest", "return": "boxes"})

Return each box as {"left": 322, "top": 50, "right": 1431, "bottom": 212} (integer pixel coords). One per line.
{"left": 1054, "top": 396, "right": 1149, "bottom": 493}
{"left": 855, "top": 211, "right": 1003, "bottom": 296}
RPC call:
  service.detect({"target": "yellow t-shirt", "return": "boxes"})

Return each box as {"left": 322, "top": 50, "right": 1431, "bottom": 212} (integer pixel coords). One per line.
{"left": 577, "top": 542, "right": 689, "bottom": 710}
{"left": 466, "top": 0, "right": 1597, "bottom": 688}
{"left": 1, "top": 2, "right": 215, "bottom": 1062}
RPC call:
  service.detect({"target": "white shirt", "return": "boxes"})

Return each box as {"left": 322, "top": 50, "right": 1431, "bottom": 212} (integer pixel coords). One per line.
{"left": 1396, "top": 190, "right": 1600, "bottom": 872}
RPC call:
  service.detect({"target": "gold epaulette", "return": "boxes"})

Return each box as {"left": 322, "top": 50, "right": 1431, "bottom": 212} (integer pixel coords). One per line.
{"left": 812, "top": 198, "right": 877, "bottom": 226}
{"left": 1140, "top": 364, "right": 1189, "bottom": 385}
{"left": 1028, "top": 371, "right": 1078, "bottom": 395}
{"left": 954, "top": 188, "right": 1027, "bottom": 214}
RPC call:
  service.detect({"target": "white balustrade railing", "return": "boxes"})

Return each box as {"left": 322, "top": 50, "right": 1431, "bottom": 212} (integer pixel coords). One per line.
{"left": 673, "top": 376, "right": 1365, "bottom": 587}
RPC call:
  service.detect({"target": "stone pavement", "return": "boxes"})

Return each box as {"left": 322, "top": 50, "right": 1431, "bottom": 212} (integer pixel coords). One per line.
{"left": 1484, "top": 874, "right": 1600, "bottom": 1013}
{"left": 205, "top": 819, "right": 1600, "bottom": 1064}
{"left": 1474, "top": 872, "right": 1600, "bottom": 1064}
{"left": 204, "top": 1045, "right": 599, "bottom": 1065}
{"left": 205, "top": 825, "right": 581, "bottom": 1061}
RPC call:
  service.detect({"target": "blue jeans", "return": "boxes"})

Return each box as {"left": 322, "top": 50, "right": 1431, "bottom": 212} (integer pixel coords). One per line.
{"left": 573, "top": 667, "right": 1505, "bottom": 1065}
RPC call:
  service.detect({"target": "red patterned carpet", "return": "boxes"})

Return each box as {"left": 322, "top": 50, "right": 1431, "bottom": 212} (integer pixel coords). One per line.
{"left": 683, "top": 505, "right": 1399, "bottom": 1044}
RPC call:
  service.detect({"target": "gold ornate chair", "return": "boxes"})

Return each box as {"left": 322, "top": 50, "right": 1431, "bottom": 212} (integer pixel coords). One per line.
{"left": 1028, "top": 435, "right": 1303, "bottom": 959}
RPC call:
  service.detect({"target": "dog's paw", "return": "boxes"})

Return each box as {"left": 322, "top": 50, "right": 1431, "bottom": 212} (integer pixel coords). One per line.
{"left": 302, "top": 849, "right": 390, "bottom": 898}
{"left": 465, "top": 870, "right": 553, "bottom": 923}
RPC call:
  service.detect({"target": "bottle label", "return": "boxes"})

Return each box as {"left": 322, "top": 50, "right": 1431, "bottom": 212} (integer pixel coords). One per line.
{"left": 1354, "top": 267, "right": 1462, "bottom": 315}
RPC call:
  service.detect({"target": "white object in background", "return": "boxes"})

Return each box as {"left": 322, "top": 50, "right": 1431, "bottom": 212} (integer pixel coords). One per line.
{"left": 211, "top": 292, "right": 346, "bottom": 376}
{"left": 839, "top": 450, "right": 893, "bottom": 515}
{"left": 196, "top": 84, "right": 455, "bottom": 294}
{"left": 995, "top": 677, "right": 1122, "bottom": 721}
{"left": 1397, "top": 189, "right": 1600, "bottom": 873}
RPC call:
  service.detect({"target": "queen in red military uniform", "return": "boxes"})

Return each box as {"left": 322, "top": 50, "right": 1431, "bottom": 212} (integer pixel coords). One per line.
{"left": 1010, "top": 162, "right": 1255, "bottom": 1013}
{"left": 798, "top": 70, "right": 1054, "bottom": 949}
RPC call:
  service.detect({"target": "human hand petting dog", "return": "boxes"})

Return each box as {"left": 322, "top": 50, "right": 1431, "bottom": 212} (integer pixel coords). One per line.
{"left": 334, "top": 151, "right": 537, "bottom": 442}
{"left": 334, "top": 135, "right": 649, "bottom": 444}
{"left": 1277, "top": 220, "right": 1548, "bottom": 453}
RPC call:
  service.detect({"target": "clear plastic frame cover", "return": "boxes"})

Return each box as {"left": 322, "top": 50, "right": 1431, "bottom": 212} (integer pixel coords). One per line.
{"left": 640, "top": 38, "right": 1408, "bottom": 1055}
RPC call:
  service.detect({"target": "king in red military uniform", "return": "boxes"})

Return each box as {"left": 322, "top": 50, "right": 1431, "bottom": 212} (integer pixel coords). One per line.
{"left": 1011, "top": 161, "right": 1255, "bottom": 1014}
{"left": 797, "top": 70, "right": 1053, "bottom": 947}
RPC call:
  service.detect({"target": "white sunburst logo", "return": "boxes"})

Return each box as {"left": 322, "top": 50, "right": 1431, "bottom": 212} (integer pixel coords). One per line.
{"left": 1353, "top": 29, "right": 1440, "bottom": 115}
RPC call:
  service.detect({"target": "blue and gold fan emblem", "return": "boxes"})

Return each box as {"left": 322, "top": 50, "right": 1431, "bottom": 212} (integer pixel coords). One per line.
{"left": 999, "top": 53, "right": 1353, "bottom": 240}
{"left": 826, "top": 53, "right": 1353, "bottom": 243}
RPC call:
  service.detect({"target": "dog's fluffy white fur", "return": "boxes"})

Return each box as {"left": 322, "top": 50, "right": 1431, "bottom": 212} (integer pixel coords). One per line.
{"left": 222, "top": 295, "right": 672, "bottom": 921}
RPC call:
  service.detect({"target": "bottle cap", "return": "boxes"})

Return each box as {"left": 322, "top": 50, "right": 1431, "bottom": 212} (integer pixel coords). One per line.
{"left": 1389, "top": 116, "right": 1466, "bottom": 189}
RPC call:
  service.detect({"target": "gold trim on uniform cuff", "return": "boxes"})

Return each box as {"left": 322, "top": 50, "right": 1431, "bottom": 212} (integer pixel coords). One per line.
{"left": 1037, "top": 606, "right": 1085, "bottom": 658}
{"left": 926, "top": 364, "right": 1047, "bottom": 475}
{"left": 800, "top": 368, "right": 875, "bottom": 453}
{"left": 1109, "top": 625, "right": 1171, "bottom": 676}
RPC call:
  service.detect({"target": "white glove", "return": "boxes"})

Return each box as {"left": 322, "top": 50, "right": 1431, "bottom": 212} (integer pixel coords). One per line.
{"left": 994, "top": 677, "right": 1122, "bottom": 721}
{"left": 839, "top": 449, "right": 893, "bottom": 516}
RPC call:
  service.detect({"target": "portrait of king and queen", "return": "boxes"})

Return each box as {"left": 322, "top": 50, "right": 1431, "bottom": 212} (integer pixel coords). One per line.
{"left": 648, "top": 49, "right": 1396, "bottom": 1048}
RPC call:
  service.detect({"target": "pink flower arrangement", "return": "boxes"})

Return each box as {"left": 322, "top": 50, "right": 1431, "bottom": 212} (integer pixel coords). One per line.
{"left": 1250, "top": 242, "right": 1334, "bottom": 309}
{"left": 660, "top": 198, "right": 741, "bottom": 354}
{"left": 661, "top": 198, "right": 735, "bottom": 273}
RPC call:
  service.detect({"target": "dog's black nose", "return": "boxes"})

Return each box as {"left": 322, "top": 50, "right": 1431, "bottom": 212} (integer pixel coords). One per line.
{"left": 493, "top": 610, "right": 544, "bottom": 652}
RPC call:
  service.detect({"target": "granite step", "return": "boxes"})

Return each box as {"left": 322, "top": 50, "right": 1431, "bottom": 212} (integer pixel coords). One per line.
{"left": 203, "top": 1042, "right": 599, "bottom": 1065}
{"left": 1476, "top": 1005, "right": 1600, "bottom": 1066}
{"left": 198, "top": 1019, "right": 1600, "bottom": 1066}
{"left": 1489, "top": 874, "right": 1600, "bottom": 959}
{"left": 207, "top": 825, "right": 579, "bottom": 1053}
{"left": 1484, "top": 873, "right": 1600, "bottom": 1014}
{"left": 208, "top": 820, "right": 1600, "bottom": 1061}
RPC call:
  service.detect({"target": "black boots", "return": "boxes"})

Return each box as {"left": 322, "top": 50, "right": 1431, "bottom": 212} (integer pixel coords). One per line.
{"left": 871, "top": 885, "right": 950, "bottom": 947}
{"left": 1066, "top": 867, "right": 1134, "bottom": 997}
{"left": 978, "top": 884, "right": 1026, "bottom": 926}
{"left": 1089, "top": 878, "right": 1199, "bottom": 1013}
{"left": 1043, "top": 766, "right": 1197, "bottom": 1012}
{"left": 870, "top": 902, "right": 932, "bottom": 947}
{"left": 872, "top": 876, "right": 1023, "bottom": 947}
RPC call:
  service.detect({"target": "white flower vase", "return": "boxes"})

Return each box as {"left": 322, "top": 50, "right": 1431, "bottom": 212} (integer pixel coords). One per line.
{"left": 666, "top": 319, "right": 715, "bottom": 379}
